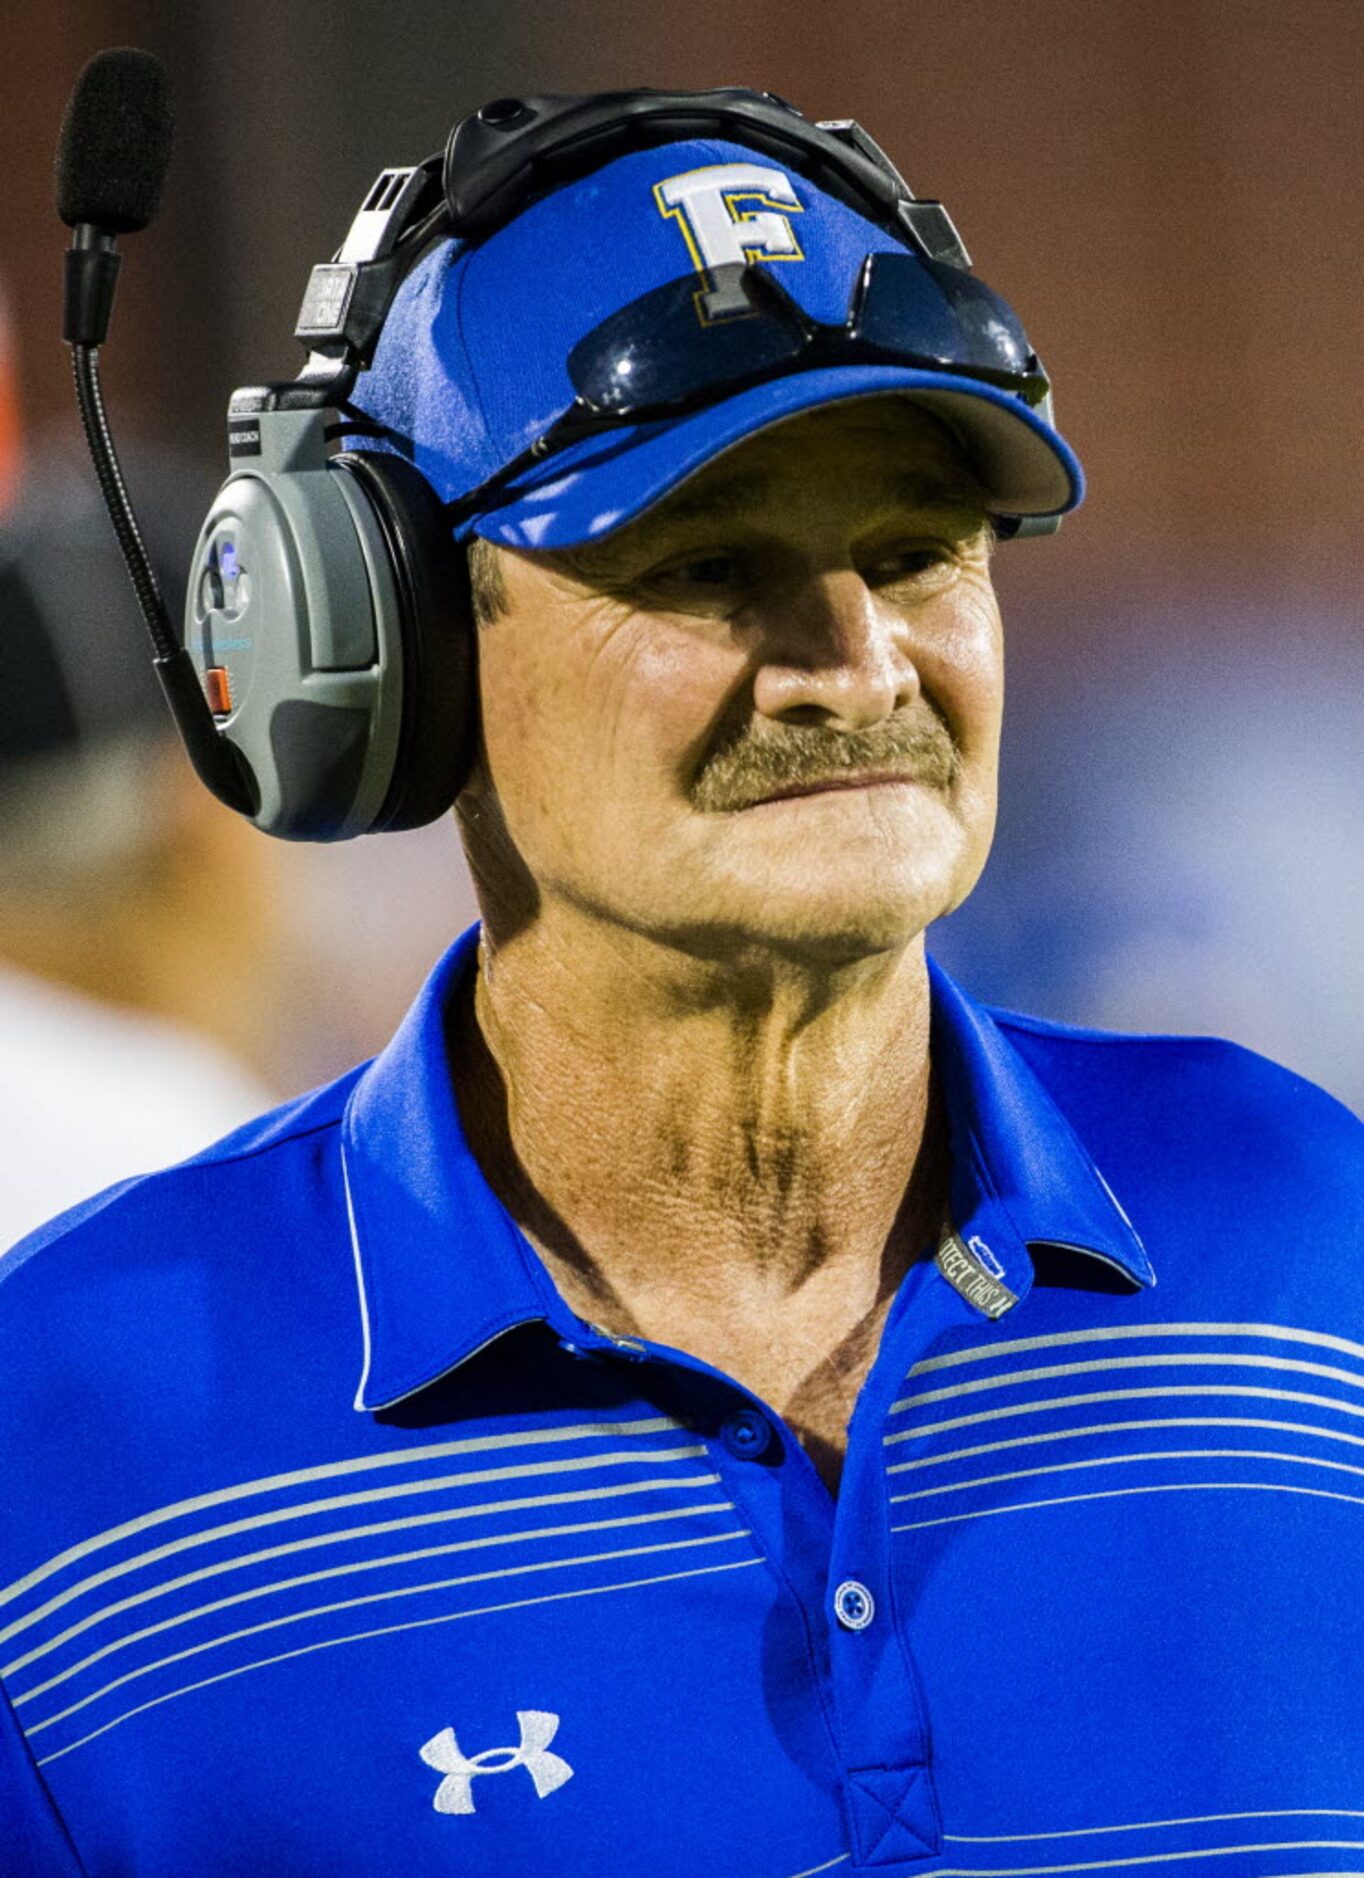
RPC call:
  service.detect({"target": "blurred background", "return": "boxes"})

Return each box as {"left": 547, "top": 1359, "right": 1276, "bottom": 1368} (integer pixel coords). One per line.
{"left": 1, "top": 1, "right": 1360, "bottom": 1244}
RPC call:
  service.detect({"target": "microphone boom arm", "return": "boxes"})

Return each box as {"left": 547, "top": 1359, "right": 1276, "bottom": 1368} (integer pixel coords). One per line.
{"left": 54, "top": 43, "right": 259, "bottom": 820}
{"left": 68, "top": 334, "right": 258, "bottom": 816}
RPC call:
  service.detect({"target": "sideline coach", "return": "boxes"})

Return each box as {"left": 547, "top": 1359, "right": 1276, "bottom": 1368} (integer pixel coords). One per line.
{"left": 4, "top": 82, "right": 1364, "bottom": 1878}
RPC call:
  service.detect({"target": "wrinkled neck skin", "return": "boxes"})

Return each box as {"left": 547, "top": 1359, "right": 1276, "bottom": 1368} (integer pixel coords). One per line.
{"left": 449, "top": 900, "right": 948, "bottom": 1355}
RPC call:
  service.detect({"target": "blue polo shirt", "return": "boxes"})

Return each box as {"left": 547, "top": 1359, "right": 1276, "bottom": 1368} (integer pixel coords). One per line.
{"left": 3, "top": 917, "right": 1363, "bottom": 1878}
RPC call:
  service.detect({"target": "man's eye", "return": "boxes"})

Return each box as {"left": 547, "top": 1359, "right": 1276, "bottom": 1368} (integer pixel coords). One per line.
{"left": 867, "top": 547, "right": 949, "bottom": 584}
{"left": 652, "top": 554, "right": 738, "bottom": 587}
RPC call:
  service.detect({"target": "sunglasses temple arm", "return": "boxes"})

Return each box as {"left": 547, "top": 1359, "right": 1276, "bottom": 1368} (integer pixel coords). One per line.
{"left": 846, "top": 253, "right": 877, "bottom": 332}
{"left": 441, "top": 402, "right": 617, "bottom": 528}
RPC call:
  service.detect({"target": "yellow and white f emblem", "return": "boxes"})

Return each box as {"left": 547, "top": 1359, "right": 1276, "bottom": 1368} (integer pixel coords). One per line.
{"left": 654, "top": 163, "right": 805, "bottom": 321}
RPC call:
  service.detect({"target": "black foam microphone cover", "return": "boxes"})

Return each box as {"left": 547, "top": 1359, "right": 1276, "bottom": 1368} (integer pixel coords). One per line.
{"left": 56, "top": 48, "right": 174, "bottom": 233}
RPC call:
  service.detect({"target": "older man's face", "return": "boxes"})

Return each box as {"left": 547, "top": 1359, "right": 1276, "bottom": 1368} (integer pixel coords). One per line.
{"left": 458, "top": 396, "right": 1004, "bottom": 965}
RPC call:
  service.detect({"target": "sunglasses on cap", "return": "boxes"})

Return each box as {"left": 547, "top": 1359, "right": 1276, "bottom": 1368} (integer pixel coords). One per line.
{"left": 443, "top": 250, "right": 1050, "bottom": 527}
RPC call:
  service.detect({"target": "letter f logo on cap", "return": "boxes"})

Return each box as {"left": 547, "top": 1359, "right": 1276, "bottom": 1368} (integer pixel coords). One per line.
{"left": 654, "top": 163, "right": 805, "bottom": 320}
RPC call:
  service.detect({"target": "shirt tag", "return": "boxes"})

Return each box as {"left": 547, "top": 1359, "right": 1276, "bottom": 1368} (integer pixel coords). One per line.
{"left": 934, "top": 1219, "right": 1019, "bottom": 1319}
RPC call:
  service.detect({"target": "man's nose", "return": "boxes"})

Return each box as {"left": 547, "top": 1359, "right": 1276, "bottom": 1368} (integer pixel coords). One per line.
{"left": 749, "top": 568, "right": 921, "bottom": 731}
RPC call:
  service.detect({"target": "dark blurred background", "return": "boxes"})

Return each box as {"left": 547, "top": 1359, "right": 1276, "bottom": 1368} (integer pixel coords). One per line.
{"left": 1, "top": 1, "right": 1359, "bottom": 1222}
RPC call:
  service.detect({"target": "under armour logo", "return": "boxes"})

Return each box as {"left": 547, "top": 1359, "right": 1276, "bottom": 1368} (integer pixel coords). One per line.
{"left": 419, "top": 1709, "right": 574, "bottom": 1816}
{"left": 654, "top": 162, "right": 805, "bottom": 321}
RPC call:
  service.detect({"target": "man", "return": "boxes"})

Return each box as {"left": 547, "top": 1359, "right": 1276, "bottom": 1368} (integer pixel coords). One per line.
{"left": 3, "top": 96, "right": 1363, "bottom": 1878}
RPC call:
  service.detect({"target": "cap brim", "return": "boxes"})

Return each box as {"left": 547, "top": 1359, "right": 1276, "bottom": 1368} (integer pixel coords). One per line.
{"left": 461, "top": 363, "right": 1084, "bottom": 551}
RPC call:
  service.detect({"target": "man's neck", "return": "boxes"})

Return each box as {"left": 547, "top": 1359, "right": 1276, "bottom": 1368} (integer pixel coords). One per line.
{"left": 447, "top": 909, "right": 948, "bottom": 1349}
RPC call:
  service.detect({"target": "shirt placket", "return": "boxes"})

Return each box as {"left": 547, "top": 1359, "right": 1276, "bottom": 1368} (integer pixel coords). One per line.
{"left": 825, "top": 1229, "right": 1039, "bottom": 1873}
{"left": 815, "top": 1256, "right": 952, "bottom": 1868}
{"left": 554, "top": 1227, "right": 1029, "bottom": 1875}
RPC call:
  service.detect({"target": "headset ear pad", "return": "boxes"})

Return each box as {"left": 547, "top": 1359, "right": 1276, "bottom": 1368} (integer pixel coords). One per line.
{"left": 333, "top": 450, "right": 478, "bottom": 833}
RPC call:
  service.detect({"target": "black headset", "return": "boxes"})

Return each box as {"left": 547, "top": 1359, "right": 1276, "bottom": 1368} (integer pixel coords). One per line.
{"left": 59, "top": 74, "right": 1062, "bottom": 844}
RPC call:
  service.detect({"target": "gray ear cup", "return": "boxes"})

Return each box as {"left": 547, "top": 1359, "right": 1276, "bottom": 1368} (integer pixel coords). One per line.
{"left": 185, "top": 406, "right": 477, "bottom": 841}
{"left": 334, "top": 451, "right": 477, "bottom": 834}
{"left": 184, "top": 408, "right": 449, "bottom": 840}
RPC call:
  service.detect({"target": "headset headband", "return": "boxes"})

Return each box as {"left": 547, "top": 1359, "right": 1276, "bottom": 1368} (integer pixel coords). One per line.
{"left": 442, "top": 90, "right": 932, "bottom": 241}
{"left": 289, "top": 88, "right": 971, "bottom": 405}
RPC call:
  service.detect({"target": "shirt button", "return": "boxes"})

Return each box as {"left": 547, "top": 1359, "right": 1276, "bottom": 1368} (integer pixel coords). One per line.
{"left": 834, "top": 1579, "right": 876, "bottom": 1631}
{"left": 719, "top": 1409, "right": 773, "bottom": 1460}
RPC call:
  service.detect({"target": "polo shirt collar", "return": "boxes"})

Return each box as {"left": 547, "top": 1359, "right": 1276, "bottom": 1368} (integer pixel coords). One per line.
{"left": 925, "top": 952, "right": 1156, "bottom": 1317}
{"left": 341, "top": 921, "right": 568, "bottom": 1413}
{"left": 342, "top": 920, "right": 1155, "bottom": 1412}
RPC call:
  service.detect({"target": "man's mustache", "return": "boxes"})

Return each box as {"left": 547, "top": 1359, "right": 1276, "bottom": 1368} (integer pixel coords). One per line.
{"left": 690, "top": 708, "right": 960, "bottom": 813}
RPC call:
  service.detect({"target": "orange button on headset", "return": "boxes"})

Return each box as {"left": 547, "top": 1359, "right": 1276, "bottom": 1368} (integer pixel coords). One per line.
{"left": 204, "top": 666, "right": 233, "bottom": 716}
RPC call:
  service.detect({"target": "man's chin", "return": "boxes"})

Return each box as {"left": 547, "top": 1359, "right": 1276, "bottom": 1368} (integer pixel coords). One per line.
{"left": 633, "top": 891, "right": 954, "bottom": 973}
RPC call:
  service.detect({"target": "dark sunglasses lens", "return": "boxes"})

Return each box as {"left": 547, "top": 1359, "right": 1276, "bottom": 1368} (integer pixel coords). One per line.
{"left": 566, "top": 264, "right": 806, "bottom": 414}
{"left": 858, "top": 251, "right": 1037, "bottom": 381}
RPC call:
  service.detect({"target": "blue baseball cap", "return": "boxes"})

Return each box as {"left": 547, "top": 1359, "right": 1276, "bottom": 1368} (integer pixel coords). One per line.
{"left": 346, "top": 137, "right": 1084, "bottom": 549}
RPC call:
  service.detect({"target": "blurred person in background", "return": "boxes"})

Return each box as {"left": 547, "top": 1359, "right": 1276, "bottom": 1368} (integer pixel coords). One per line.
{"left": 0, "top": 424, "right": 284, "bottom": 1250}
